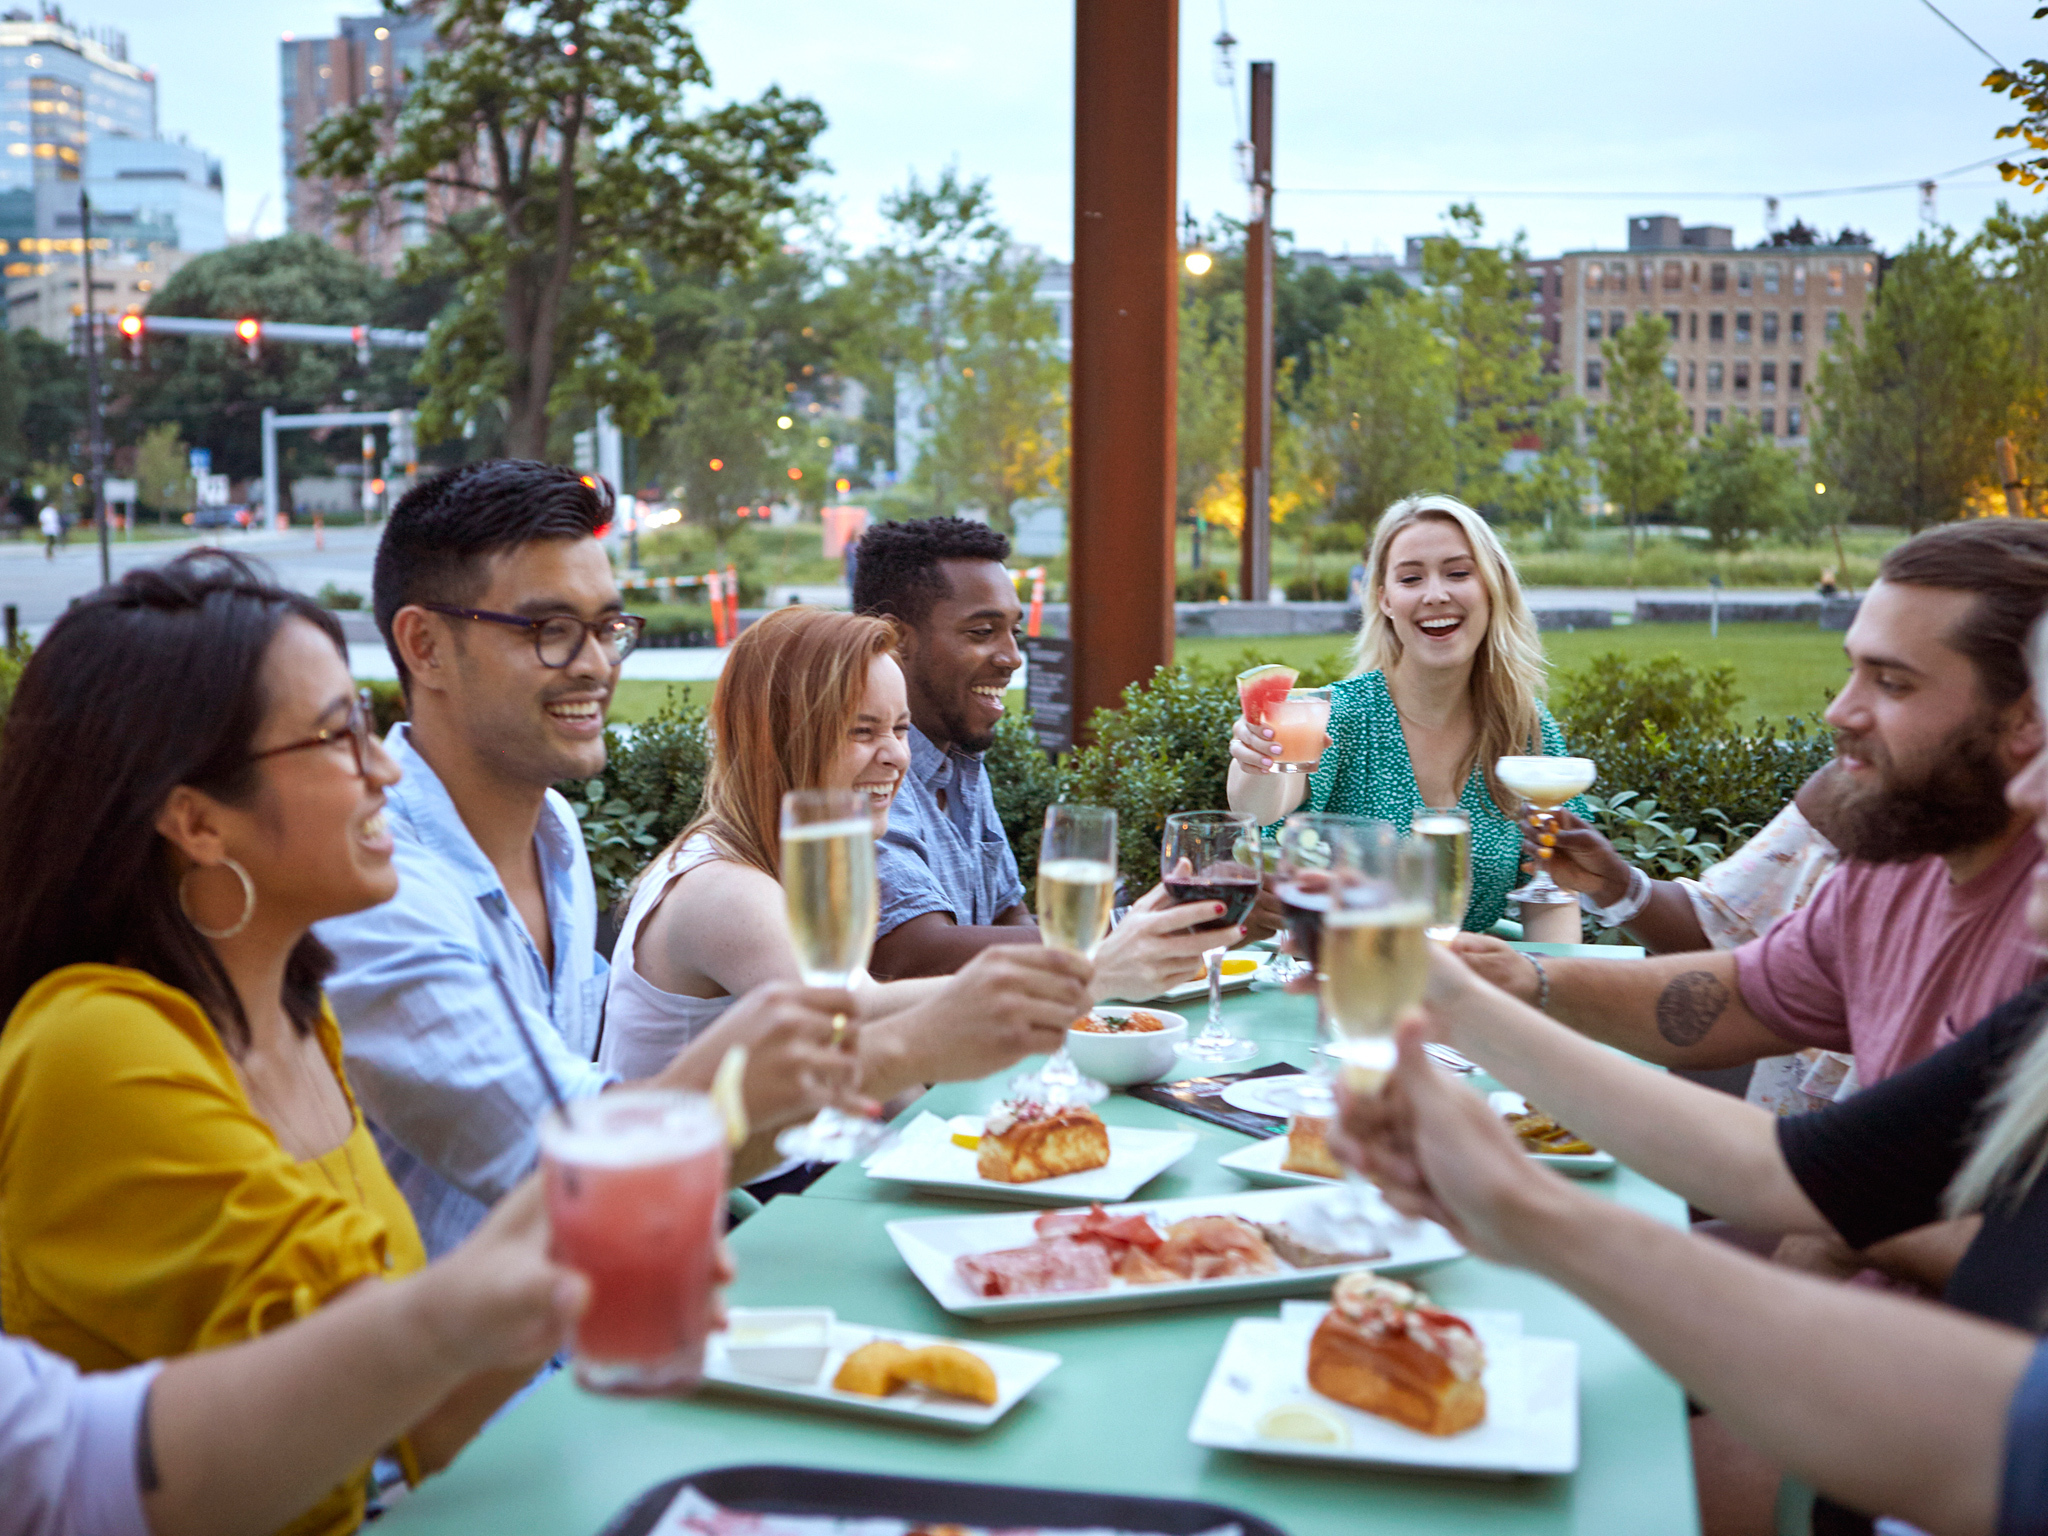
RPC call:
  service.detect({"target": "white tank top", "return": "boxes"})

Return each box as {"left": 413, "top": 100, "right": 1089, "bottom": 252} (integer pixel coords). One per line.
{"left": 600, "top": 833, "right": 737, "bottom": 1081}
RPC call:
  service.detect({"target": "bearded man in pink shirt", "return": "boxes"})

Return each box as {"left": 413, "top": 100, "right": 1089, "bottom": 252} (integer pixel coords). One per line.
{"left": 1458, "top": 516, "right": 2048, "bottom": 1106}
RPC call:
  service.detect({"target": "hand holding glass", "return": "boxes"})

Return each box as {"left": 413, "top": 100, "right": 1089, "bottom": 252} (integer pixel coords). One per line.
{"left": 1498, "top": 756, "right": 1596, "bottom": 907}
{"left": 1162, "top": 810, "right": 1263, "bottom": 1063}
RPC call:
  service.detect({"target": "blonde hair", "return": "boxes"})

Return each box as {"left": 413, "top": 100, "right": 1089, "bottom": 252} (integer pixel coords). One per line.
{"left": 1351, "top": 493, "right": 1550, "bottom": 814}
{"left": 1946, "top": 612, "right": 2048, "bottom": 1216}
{"left": 645, "top": 605, "right": 899, "bottom": 883}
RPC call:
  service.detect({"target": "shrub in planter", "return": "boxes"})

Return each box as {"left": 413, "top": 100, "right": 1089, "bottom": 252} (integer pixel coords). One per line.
{"left": 559, "top": 690, "right": 712, "bottom": 904}
{"left": 1176, "top": 568, "right": 1231, "bottom": 602}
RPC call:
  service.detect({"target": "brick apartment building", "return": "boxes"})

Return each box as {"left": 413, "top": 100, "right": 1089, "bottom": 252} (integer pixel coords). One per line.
{"left": 1557, "top": 213, "right": 1878, "bottom": 446}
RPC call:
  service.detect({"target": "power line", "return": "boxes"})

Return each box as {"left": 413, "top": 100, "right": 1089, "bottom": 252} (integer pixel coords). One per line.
{"left": 1277, "top": 155, "right": 2008, "bottom": 203}
{"left": 1915, "top": 0, "right": 2008, "bottom": 71}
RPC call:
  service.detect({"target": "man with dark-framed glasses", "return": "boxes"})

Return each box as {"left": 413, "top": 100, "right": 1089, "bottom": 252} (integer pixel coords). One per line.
{"left": 317, "top": 460, "right": 857, "bottom": 1257}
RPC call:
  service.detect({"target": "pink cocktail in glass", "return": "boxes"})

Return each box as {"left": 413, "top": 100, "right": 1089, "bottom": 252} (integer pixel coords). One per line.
{"left": 1266, "top": 689, "right": 1332, "bottom": 773}
{"left": 539, "top": 1089, "right": 728, "bottom": 1395}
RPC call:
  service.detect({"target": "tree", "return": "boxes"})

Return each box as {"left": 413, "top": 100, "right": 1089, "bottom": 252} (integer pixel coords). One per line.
{"left": 1679, "top": 413, "right": 1802, "bottom": 550}
{"left": 132, "top": 423, "right": 194, "bottom": 522}
{"left": 303, "top": 0, "right": 825, "bottom": 458}
{"left": 1593, "top": 313, "right": 1690, "bottom": 554}
{"left": 1177, "top": 288, "right": 1241, "bottom": 565}
{"left": 1812, "top": 231, "right": 2007, "bottom": 530}
{"left": 12, "top": 332, "right": 81, "bottom": 478}
{"left": 910, "top": 244, "right": 1066, "bottom": 532}
{"left": 1418, "top": 205, "right": 1562, "bottom": 519}
{"left": 1979, "top": 201, "right": 2048, "bottom": 512}
{"left": 1300, "top": 285, "right": 1453, "bottom": 525}
{"left": 1987, "top": 40, "right": 2048, "bottom": 190}
{"left": 125, "top": 235, "right": 404, "bottom": 485}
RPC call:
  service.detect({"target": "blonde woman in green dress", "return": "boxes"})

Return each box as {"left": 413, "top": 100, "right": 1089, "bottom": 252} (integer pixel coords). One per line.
{"left": 1227, "top": 493, "right": 1584, "bottom": 941}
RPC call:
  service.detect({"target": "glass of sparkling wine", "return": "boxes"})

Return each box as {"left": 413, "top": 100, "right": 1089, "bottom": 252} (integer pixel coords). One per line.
{"left": 1497, "top": 756, "right": 1597, "bottom": 907}
{"left": 539, "top": 1089, "right": 728, "bottom": 1395}
{"left": 1276, "top": 815, "right": 1391, "bottom": 1114}
{"left": 1409, "top": 805, "right": 1472, "bottom": 942}
{"left": 1315, "top": 829, "right": 1436, "bottom": 1238}
{"left": 1014, "top": 804, "right": 1118, "bottom": 1106}
{"left": 775, "top": 788, "right": 883, "bottom": 1162}
{"left": 1162, "top": 810, "right": 1264, "bottom": 1064}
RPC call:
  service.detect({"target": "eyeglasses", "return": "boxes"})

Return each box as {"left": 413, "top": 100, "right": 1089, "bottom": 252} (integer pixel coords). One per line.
{"left": 250, "top": 687, "right": 377, "bottom": 778}
{"left": 421, "top": 603, "right": 646, "bottom": 668}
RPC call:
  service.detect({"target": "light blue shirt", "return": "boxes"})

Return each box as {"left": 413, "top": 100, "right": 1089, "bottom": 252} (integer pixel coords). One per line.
{"left": 875, "top": 724, "right": 1027, "bottom": 939}
{"left": 317, "top": 724, "right": 612, "bottom": 1259}
{"left": 0, "top": 1339, "right": 154, "bottom": 1536}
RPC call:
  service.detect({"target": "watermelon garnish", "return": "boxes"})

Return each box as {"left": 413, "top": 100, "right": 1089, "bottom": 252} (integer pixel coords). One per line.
{"left": 1236, "top": 663, "right": 1298, "bottom": 726}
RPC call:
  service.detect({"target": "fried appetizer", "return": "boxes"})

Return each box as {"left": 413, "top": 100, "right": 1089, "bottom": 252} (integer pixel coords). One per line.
{"left": 895, "top": 1343, "right": 999, "bottom": 1405}
{"left": 832, "top": 1340, "right": 915, "bottom": 1397}
{"left": 1505, "top": 1109, "right": 1596, "bottom": 1156}
{"left": 1282, "top": 1112, "right": 1344, "bottom": 1179}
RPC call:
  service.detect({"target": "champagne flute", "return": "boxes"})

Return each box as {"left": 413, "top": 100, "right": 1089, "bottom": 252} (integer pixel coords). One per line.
{"left": 1409, "top": 804, "right": 1472, "bottom": 943}
{"left": 1161, "top": 810, "right": 1263, "bottom": 1064}
{"left": 775, "top": 789, "right": 883, "bottom": 1162}
{"left": 1499, "top": 755, "right": 1597, "bottom": 907}
{"left": 1316, "top": 828, "right": 1437, "bottom": 1241}
{"left": 1011, "top": 805, "right": 1117, "bottom": 1106}
{"left": 1275, "top": 815, "right": 1391, "bottom": 1116}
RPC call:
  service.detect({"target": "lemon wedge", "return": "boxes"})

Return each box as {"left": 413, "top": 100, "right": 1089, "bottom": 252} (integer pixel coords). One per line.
{"left": 1220, "top": 957, "right": 1259, "bottom": 978}
{"left": 948, "top": 1116, "right": 982, "bottom": 1150}
{"left": 1255, "top": 1401, "right": 1349, "bottom": 1447}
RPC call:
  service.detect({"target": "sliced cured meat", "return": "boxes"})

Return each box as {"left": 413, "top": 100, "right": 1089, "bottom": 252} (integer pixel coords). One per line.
{"left": 1112, "top": 1244, "right": 1180, "bottom": 1286}
{"left": 1031, "top": 1204, "right": 1164, "bottom": 1250}
{"left": 954, "top": 1236, "right": 1113, "bottom": 1297}
{"left": 1155, "top": 1215, "right": 1281, "bottom": 1279}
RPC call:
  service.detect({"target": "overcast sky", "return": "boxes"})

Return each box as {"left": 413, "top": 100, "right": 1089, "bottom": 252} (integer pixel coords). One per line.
{"left": 78, "top": 0, "right": 2048, "bottom": 260}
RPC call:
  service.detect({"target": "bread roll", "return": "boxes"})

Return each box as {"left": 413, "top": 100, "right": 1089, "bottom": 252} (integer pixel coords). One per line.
{"left": 1283, "top": 1112, "right": 1343, "bottom": 1179}
{"left": 1306, "top": 1273, "right": 1486, "bottom": 1436}
{"left": 976, "top": 1101, "right": 1110, "bottom": 1183}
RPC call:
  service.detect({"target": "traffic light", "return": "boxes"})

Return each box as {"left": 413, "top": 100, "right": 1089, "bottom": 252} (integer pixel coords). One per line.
{"left": 351, "top": 324, "right": 370, "bottom": 366}
{"left": 116, "top": 312, "right": 142, "bottom": 361}
{"left": 235, "top": 317, "right": 260, "bottom": 361}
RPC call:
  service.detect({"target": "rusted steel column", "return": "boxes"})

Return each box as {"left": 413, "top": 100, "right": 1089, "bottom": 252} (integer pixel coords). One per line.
{"left": 1071, "top": 0, "right": 1177, "bottom": 737}
{"left": 1239, "top": 60, "right": 1275, "bottom": 605}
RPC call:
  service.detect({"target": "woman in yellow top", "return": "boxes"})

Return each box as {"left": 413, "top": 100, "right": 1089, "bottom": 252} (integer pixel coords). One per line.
{"left": 0, "top": 552, "right": 528, "bottom": 1536}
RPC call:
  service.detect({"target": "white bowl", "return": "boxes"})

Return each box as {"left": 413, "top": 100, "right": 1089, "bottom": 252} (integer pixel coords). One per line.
{"left": 721, "top": 1307, "right": 834, "bottom": 1383}
{"left": 1065, "top": 1008, "right": 1188, "bottom": 1087}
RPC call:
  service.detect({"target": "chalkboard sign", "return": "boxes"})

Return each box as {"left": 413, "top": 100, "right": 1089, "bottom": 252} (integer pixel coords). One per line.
{"left": 1024, "top": 636, "right": 1072, "bottom": 756}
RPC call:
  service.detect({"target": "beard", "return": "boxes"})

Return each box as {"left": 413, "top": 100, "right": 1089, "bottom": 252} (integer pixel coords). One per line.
{"left": 1827, "top": 719, "right": 2015, "bottom": 864}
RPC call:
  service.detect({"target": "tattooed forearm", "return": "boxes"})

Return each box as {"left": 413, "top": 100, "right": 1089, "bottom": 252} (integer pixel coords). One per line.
{"left": 1656, "top": 969, "right": 1730, "bottom": 1047}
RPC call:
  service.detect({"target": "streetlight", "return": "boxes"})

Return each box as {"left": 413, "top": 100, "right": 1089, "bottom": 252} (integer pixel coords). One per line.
{"left": 1181, "top": 205, "right": 1211, "bottom": 276}
{"left": 1814, "top": 482, "right": 1826, "bottom": 495}
{"left": 776, "top": 415, "right": 792, "bottom": 430}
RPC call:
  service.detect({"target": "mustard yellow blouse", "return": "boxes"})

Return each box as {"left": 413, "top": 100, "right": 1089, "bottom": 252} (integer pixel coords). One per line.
{"left": 0, "top": 964, "right": 428, "bottom": 1536}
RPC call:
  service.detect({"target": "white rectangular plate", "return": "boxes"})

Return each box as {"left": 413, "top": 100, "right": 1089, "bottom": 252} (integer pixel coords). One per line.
{"left": 1189, "top": 1305, "right": 1579, "bottom": 1475}
{"left": 703, "top": 1319, "right": 1058, "bottom": 1431}
{"left": 885, "top": 1184, "right": 1464, "bottom": 1320}
{"left": 863, "top": 1113, "right": 1196, "bottom": 1207}
{"left": 1485, "top": 1093, "right": 1620, "bottom": 1176}
{"left": 1218, "top": 1130, "right": 1615, "bottom": 1185}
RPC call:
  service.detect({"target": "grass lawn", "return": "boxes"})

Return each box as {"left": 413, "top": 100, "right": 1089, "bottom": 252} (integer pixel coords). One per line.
{"left": 1176, "top": 621, "right": 1847, "bottom": 726}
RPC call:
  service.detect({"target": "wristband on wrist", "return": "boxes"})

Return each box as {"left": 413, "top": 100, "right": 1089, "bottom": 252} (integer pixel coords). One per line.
{"left": 1526, "top": 951, "right": 1551, "bottom": 1013}
{"left": 1578, "top": 864, "right": 1652, "bottom": 928}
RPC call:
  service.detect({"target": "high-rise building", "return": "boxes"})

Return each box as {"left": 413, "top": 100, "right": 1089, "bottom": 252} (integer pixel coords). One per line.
{"left": 0, "top": 12, "right": 227, "bottom": 341}
{"left": 281, "top": 12, "right": 474, "bottom": 272}
{"left": 1558, "top": 213, "right": 1879, "bottom": 446}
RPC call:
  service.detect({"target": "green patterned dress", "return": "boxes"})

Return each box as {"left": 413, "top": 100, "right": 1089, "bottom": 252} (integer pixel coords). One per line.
{"left": 1278, "top": 670, "right": 1585, "bottom": 933}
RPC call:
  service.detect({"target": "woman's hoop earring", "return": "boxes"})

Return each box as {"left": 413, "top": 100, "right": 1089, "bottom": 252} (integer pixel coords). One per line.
{"left": 179, "top": 858, "right": 256, "bottom": 941}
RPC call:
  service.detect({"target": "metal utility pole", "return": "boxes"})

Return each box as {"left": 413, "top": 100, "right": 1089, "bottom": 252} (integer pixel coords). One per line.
{"left": 79, "top": 192, "right": 108, "bottom": 586}
{"left": 1070, "top": 0, "right": 1178, "bottom": 735}
{"left": 1238, "top": 61, "right": 1274, "bottom": 606}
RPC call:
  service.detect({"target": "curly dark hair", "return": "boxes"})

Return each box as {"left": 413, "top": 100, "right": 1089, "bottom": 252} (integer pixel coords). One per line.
{"left": 374, "top": 459, "right": 613, "bottom": 693}
{"left": 850, "top": 515, "right": 1011, "bottom": 631}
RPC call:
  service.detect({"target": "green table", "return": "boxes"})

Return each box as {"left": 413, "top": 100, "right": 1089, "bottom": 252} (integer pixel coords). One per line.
{"left": 381, "top": 947, "right": 1695, "bottom": 1536}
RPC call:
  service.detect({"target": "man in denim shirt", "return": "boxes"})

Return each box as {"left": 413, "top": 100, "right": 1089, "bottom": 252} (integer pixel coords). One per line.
{"left": 319, "top": 462, "right": 852, "bottom": 1255}
{"left": 853, "top": 517, "right": 1222, "bottom": 994}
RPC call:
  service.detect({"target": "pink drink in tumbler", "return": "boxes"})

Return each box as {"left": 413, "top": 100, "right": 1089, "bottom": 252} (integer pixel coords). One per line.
{"left": 1267, "top": 689, "right": 1332, "bottom": 773}
{"left": 538, "top": 1089, "right": 728, "bottom": 1394}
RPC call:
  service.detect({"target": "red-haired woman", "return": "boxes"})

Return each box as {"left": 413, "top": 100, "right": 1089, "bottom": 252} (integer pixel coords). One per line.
{"left": 601, "top": 607, "right": 1090, "bottom": 1115}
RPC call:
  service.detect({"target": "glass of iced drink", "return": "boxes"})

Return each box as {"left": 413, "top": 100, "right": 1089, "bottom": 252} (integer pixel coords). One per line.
{"left": 1265, "top": 688, "right": 1332, "bottom": 773}
{"left": 539, "top": 1088, "right": 728, "bottom": 1395}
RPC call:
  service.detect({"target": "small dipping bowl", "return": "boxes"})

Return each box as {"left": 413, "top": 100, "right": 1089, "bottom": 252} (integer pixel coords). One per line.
{"left": 721, "top": 1307, "right": 834, "bottom": 1383}
{"left": 1064, "top": 1007, "right": 1189, "bottom": 1088}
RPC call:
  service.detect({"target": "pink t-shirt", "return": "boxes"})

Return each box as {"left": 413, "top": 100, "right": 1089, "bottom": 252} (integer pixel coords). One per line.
{"left": 1733, "top": 827, "right": 2046, "bottom": 1085}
